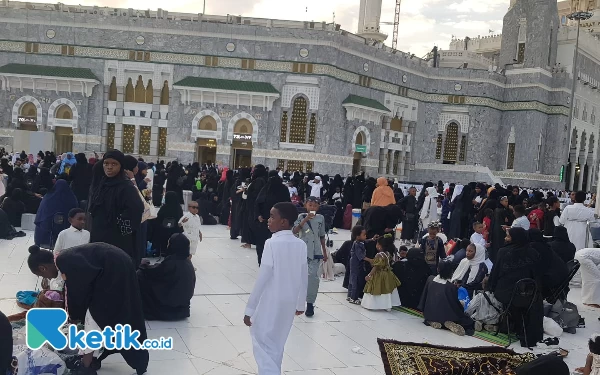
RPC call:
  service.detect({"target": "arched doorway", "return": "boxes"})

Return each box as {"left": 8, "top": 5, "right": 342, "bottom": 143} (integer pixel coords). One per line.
{"left": 54, "top": 105, "right": 74, "bottom": 155}
{"left": 353, "top": 131, "right": 366, "bottom": 175}
{"left": 196, "top": 116, "right": 217, "bottom": 165}
{"left": 19, "top": 102, "right": 38, "bottom": 131}
{"left": 232, "top": 119, "right": 253, "bottom": 168}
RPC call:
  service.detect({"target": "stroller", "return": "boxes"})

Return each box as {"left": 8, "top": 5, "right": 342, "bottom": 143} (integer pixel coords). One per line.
{"left": 318, "top": 204, "right": 337, "bottom": 248}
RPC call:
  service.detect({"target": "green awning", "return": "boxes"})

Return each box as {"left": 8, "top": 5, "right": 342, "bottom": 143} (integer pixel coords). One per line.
{"left": 0, "top": 63, "right": 98, "bottom": 80}
{"left": 343, "top": 95, "right": 390, "bottom": 112}
{"left": 174, "top": 77, "right": 279, "bottom": 94}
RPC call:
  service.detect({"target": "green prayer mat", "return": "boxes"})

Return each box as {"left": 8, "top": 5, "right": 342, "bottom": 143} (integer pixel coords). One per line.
{"left": 392, "top": 306, "right": 518, "bottom": 347}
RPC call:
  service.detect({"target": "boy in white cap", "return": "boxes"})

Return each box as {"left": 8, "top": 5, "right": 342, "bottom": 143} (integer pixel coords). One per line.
{"left": 308, "top": 176, "right": 323, "bottom": 199}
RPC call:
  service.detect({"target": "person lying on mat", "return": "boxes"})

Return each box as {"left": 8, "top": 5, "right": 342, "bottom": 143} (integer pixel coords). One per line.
{"left": 418, "top": 260, "right": 474, "bottom": 336}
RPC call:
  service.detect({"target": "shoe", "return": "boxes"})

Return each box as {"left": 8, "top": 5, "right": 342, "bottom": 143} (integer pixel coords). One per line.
{"left": 305, "top": 303, "right": 314, "bottom": 317}
{"left": 484, "top": 324, "right": 498, "bottom": 333}
{"left": 474, "top": 321, "right": 483, "bottom": 332}
{"left": 346, "top": 297, "right": 352, "bottom": 302}
{"left": 444, "top": 321, "right": 465, "bottom": 336}
{"left": 428, "top": 321, "right": 442, "bottom": 329}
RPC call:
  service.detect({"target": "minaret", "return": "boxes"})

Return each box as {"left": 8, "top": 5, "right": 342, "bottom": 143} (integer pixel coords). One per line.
{"left": 356, "top": 0, "right": 388, "bottom": 42}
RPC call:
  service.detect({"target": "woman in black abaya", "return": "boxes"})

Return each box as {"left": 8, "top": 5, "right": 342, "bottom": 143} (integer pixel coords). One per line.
{"left": 165, "top": 161, "right": 184, "bottom": 204}
{"left": 69, "top": 153, "right": 93, "bottom": 203}
{"left": 393, "top": 248, "right": 431, "bottom": 309}
{"left": 88, "top": 150, "right": 144, "bottom": 261}
{"left": 154, "top": 191, "right": 184, "bottom": 256}
{"left": 490, "top": 196, "right": 513, "bottom": 263}
{"left": 240, "top": 165, "right": 267, "bottom": 248}
{"left": 220, "top": 169, "right": 235, "bottom": 225}
{"left": 488, "top": 227, "right": 543, "bottom": 347}
{"left": 138, "top": 233, "right": 196, "bottom": 321}
{"left": 152, "top": 169, "right": 166, "bottom": 207}
{"left": 254, "top": 171, "right": 291, "bottom": 264}
{"left": 27, "top": 244, "right": 149, "bottom": 374}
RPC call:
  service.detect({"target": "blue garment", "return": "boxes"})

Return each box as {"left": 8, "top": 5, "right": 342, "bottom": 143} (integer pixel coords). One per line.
{"left": 458, "top": 286, "right": 470, "bottom": 311}
{"left": 58, "top": 152, "right": 77, "bottom": 175}
{"left": 348, "top": 240, "right": 368, "bottom": 300}
{"left": 34, "top": 180, "right": 78, "bottom": 246}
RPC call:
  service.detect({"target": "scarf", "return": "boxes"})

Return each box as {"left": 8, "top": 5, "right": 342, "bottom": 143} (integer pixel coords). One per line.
{"left": 451, "top": 185, "right": 463, "bottom": 202}
{"left": 451, "top": 244, "right": 485, "bottom": 284}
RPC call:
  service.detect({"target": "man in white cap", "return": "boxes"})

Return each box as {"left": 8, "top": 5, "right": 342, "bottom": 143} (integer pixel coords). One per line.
{"left": 308, "top": 176, "right": 323, "bottom": 199}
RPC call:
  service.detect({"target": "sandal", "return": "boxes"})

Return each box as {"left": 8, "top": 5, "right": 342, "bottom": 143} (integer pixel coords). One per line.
{"left": 541, "top": 337, "right": 559, "bottom": 346}
{"left": 349, "top": 299, "right": 361, "bottom": 305}
{"left": 548, "top": 348, "right": 569, "bottom": 358}
{"left": 444, "top": 321, "right": 466, "bottom": 336}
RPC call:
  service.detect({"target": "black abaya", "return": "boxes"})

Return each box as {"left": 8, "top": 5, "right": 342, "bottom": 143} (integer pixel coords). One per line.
{"left": 418, "top": 275, "right": 474, "bottom": 331}
{"left": 254, "top": 175, "right": 291, "bottom": 264}
{"left": 154, "top": 192, "right": 184, "bottom": 256}
{"left": 490, "top": 206, "right": 513, "bottom": 263}
{"left": 137, "top": 234, "right": 196, "bottom": 321}
{"left": 56, "top": 243, "right": 149, "bottom": 373}
{"left": 0, "top": 310, "right": 11, "bottom": 375}
{"left": 393, "top": 249, "right": 431, "bottom": 309}
{"left": 399, "top": 195, "right": 418, "bottom": 241}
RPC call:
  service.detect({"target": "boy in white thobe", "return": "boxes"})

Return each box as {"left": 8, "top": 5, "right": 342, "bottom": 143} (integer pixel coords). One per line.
{"left": 244, "top": 202, "right": 308, "bottom": 375}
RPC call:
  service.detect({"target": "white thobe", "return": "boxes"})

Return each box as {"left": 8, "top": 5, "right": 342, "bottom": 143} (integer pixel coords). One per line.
{"left": 245, "top": 230, "right": 308, "bottom": 375}
{"left": 308, "top": 181, "right": 322, "bottom": 198}
{"left": 575, "top": 248, "right": 600, "bottom": 304}
{"left": 560, "top": 203, "right": 594, "bottom": 250}
{"left": 419, "top": 195, "right": 438, "bottom": 229}
{"left": 179, "top": 212, "right": 201, "bottom": 255}
{"left": 51, "top": 226, "right": 90, "bottom": 291}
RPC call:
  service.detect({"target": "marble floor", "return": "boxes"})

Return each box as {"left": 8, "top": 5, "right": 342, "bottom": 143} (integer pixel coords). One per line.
{"left": 1, "top": 225, "right": 598, "bottom": 374}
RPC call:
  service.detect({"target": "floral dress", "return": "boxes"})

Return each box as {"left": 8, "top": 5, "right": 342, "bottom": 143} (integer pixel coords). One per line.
{"left": 362, "top": 252, "right": 401, "bottom": 310}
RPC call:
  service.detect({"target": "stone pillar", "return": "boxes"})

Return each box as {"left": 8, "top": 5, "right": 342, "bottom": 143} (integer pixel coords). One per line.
{"left": 114, "top": 123, "right": 123, "bottom": 151}
{"left": 399, "top": 151, "right": 406, "bottom": 177}
{"left": 568, "top": 161, "right": 577, "bottom": 191}
{"left": 378, "top": 149, "right": 386, "bottom": 173}
{"left": 586, "top": 163, "right": 594, "bottom": 192}
{"left": 387, "top": 150, "right": 394, "bottom": 175}
{"left": 133, "top": 125, "right": 140, "bottom": 154}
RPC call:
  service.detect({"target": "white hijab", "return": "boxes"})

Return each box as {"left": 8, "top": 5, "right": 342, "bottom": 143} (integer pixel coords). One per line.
{"left": 451, "top": 185, "right": 464, "bottom": 203}
{"left": 451, "top": 244, "right": 485, "bottom": 284}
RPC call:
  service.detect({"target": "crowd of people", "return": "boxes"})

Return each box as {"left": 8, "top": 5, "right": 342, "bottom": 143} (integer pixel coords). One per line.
{"left": 0, "top": 147, "right": 598, "bottom": 374}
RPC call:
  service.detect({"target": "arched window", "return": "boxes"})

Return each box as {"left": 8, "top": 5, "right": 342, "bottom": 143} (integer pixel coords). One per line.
{"left": 20, "top": 102, "right": 37, "bottom": 117}
{"left": 109, "top": 77, "right": 117, "bottom": 101}
{"left": 279, "top": 111, "right": 288, "bottom": 142}
{"left": 390, "top": 117, "right": 402, "bottom": 132}
{"left": 160, "top": 81, "right": 169, "bottom": 105}
{"left": 145, "top": 79, "right": 154, "bottom": 104}
{"left": 134, "top": 76, "right": 145, "bottom": 103}
{"left": 125, "top": 78, "right": 134, "bottom": 102}
{"left": 234, "top": 119, "right": 253, "bottom": 134}
{"left": 289, "top": 97, "right": 308, "bottom": 144}
{"left": 55, "top": 104, "right": 73, "bottom": 119}
{"left": 199, "top": 116, "right": 217, "bottom": 131}
{"left": 443, "top": 123, "right": 459, "bottom": 164}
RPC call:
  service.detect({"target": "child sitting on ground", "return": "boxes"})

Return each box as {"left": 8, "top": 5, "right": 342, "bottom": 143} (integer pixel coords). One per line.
{"left": 576, "top": 334, "right": 600, "bottom": 375}
{"left": 362, "top": 234, "right": 401, "bottom": 311}
{"left": 347, "top": 226, "right": 377, "bottom": 304}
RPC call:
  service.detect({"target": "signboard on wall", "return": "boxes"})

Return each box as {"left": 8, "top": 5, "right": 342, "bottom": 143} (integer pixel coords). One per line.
{"left": 233, "top": 134, "right": 252, "bottom": 141}
{"left": 355, "top": 145, "right": 367, "bottom": 153}
{"left": 18, "top": 116, "right": 36, "bottom": 125}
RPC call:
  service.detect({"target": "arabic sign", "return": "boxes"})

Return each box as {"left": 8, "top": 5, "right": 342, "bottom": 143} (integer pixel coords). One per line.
{"left": 233, "top": 134, "right": 252, "bottom": 141}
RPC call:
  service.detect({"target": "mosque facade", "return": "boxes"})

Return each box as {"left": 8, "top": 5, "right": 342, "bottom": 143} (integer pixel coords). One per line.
{"left": 0, "top": 0, "right": 598, "bottom": 189}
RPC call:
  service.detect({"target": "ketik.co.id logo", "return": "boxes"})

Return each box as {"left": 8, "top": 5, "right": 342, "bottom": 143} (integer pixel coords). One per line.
{"left": 26, "top": 308, "right": 172, "bottom": 351}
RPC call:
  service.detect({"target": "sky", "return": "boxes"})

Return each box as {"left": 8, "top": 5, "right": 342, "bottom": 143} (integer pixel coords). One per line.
{"left": 30, "top": 0, "right": 511, "bottom": 57}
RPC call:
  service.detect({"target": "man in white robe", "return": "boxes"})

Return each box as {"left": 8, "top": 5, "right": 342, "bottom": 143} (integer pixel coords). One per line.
{"left": 244, "top": 203, "right": 308, "bottom": 375}
{"left": 575, "top": 248, "right": 600, "bottom": 306}
{"left": 559, "top": 191, "right": 594, "bottom": 251}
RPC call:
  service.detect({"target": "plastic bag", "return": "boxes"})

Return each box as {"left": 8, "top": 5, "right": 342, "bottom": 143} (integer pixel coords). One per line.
{"left": 458, "top": 287, "right": 471, "bottom": 311}
{"left": 543, "top": 316, "right": 563, "bottom": 337}
{"left": 16, "top": 346, "right": 66, "bottom": 375}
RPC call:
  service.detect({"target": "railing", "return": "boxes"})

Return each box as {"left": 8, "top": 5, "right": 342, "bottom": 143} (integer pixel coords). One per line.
{"left": 437, "top": 50, "right": 493, "bottom": 69}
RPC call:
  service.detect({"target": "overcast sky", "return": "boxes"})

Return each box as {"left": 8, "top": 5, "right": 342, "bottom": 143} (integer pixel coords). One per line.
{"left": 31, "top": 0, "right": 511, "bottom": 57}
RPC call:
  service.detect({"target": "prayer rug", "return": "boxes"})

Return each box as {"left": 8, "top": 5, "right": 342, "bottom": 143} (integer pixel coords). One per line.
{"left": 378, "top": 339, "right": 536, "bottom": 375}
{"left": 393, "top": 306, "right": 517, "bottom": 347}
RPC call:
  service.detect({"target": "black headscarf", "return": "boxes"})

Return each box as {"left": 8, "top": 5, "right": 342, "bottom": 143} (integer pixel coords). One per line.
{"left": 157, "top": 191, "right": 183, "bottom": 220}
{"left": 166, "top": 233, "right": 190, "bottom": 259}
{"left": 88, "top": 150, "right": 131, "bottom": 223}
{"left": 135, "top": 162, "right": 148, "bottom": 191}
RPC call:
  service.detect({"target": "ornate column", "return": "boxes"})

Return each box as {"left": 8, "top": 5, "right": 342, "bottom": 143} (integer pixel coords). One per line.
{"left": 134, "top": 125, "right": 140, "bottom": 154}
{"left": 387, "top": 150, "right": 394, "bottom": 175}
{"left": 399, "top": 151, "right": 406, "bottom": 177}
